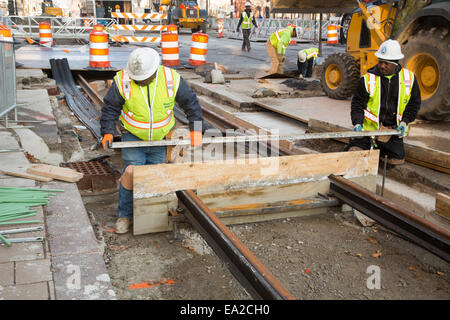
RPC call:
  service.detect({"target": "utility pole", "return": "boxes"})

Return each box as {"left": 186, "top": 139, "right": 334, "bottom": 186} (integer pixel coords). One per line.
{"left": 8, "top": 0, "right": 16, "bottom": 15}
{"left": 230, "top": 0, "right": 233, "bottom": 19}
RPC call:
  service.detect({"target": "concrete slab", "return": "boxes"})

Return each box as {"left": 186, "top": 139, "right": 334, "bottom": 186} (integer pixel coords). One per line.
{"left": 0, "top": 177, "right": 36, "bottom": 188}
{"left": 15, "top": 258, "right": 52, "bottom": 284}
{"left": 0, "top": 282, "right": 50, "bottom": 300}
{"left": 0, "top": 131, "right": 31, "bottom": 172}
{"left": 15, "top": 69, "right": 45, "bottom": 79}
{"left": 234, "top": 112, "right": 306, "bottom": 135}
{"left": 52, "top": 252, "right": 116, "bottom": 300}
{"left": 44, "top": 181, "right": 101, "bottom": 257}
{"left": 0, "top": 242, "right": 45, "bottom": 263}
{"left": 0, "top": 262, "right": 14, "bottom": 286}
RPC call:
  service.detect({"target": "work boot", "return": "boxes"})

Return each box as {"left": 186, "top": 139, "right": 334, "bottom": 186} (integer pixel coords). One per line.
{"left": 348, "top": 146, "right": 363, "bottom": 151}
{"left": 115, "top": 217, "right": 132, "bottom": 234}
{"left": 387, "top": 158, "right": 405, "bottom": 165}
{"left": 247, "top": 47, "right": 251, "bottom": 52}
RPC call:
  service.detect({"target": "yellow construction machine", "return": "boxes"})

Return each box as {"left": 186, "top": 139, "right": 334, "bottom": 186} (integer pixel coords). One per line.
{"left": 158, "top": 0, "right": 207, "bottom": 33}
{"left": 41, "top": 1, "right": 63, "bottom": 17}
{"left": 271, "top": 0, "right": 450, "bottom": 121}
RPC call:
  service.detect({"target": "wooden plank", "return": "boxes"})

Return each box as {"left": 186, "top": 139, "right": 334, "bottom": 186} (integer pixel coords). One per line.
{"left": 435, "top": 193, "right": 450, "bottom": 220}
{"left": 133, "top": 151, "right": 379, "bottom": 234}
{"left": 134, "top": 151, "right": 379, "bottom": 198}
{"left": 0, "top": 170, "right": 53, "bottom": 182}
{"left": 27, "top": 164, "right": 83, "bottom": 183}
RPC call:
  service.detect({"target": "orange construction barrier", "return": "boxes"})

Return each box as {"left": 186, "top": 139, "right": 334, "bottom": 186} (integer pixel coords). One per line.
{"left": 167, "top": 24, "right": 177, "bottom": 34}
{"left": 218, "top": 18, "right": 224, "bottom": 38}
{"left": 89, "top": 24, "right": 110, "bottom": 68}
{"left": 189, "top": 32, "right": 208, "bottom": 66}
{"left": 161, "top": 32, "right": 179, "bottom": 66}
{"left": 39, "top": 21, "right": 53, "bottom": 46}
{"left": 327, "top": 25, "right": 339, "bottom": 44}
{"left": 0, "top": 25, "right": 13, "bottom": 42}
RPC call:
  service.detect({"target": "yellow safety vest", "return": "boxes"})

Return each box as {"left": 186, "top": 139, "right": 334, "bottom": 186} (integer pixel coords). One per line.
{"left": 269, "top": 28, "right": 291, "bottom": 55}
{"left": 114, "top": 65, "right": 180, "bottom": 141}
{"left": 362, "top": 68, "right": 414, "bottom": 133}
{"left": 303, "top": 48, "right": 318, "bottom": 60}
{"left": 242, "top": 11, "right": 254, "bottom": 29}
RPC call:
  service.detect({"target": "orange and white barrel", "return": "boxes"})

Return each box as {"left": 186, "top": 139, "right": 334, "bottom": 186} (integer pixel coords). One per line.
{"left": 167, "top": 24, "right": 177, "bottom": 34}
{"left": 0, "top": 25, "right": 13, "bottom": 43}
{"left": 39, "top": 21, "right": 53, "bottom": 46}
{"left": 327, "top": 25, "right": 339, "bottom": 44}
{"left": 161, "top": 32, "right": 179, "bottom": 66}
{"left": 89, "top": 24, "right": 110, "bottom": 68}
{"left": 218, "top": 18, "right": 224, "bottom": 38}
{"left": 189, "top": 32, "right": 208, "bottom": 66}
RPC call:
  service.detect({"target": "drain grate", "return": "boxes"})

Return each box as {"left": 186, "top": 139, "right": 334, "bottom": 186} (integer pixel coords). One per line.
{"left": 61, "top": 161, "right": 118, "bottom": 194}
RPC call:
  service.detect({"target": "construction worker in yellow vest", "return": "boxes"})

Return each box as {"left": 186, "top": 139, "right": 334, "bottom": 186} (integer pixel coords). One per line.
{"left": 100, "top": 48, "right": 203, "bottom": 234}
{"left": 346, "top": 40, "right": 421, "bottom": 166}
{"left": 297, "top": 47, "right": 318, "bottom": 78}
{"left": 266, "top": 24, "right": 297, "bottom": 74}
{"left": 236, "top": 2, "right": 258, "bottom": 52}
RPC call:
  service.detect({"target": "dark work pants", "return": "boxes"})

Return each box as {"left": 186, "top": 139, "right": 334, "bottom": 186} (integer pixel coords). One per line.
{"left": 344, "top": 135, "right": 405, "bottom": 160}
{"left": 297, "top": 58, "right": 314, "bottom": 77}
{"left": 242, "top": 28, "right": 251, "bottom": 50}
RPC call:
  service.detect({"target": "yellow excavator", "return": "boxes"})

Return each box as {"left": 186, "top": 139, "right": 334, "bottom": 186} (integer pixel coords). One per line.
{"left": 271, "top": 0, "right": 450, "bottom": 121}
{"left": 41, "top": 1, "right": 63, "bottom": 17}
{"left": 158, "top": 0, "right": 207, "bottom": 33}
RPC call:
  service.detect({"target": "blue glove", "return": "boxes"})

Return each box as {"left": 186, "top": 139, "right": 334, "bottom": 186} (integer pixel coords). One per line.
{"left": 353, "top": 124, "right": 362, "bottom": 132}
{"left": 397, "top": 121, "right": 407, "bottom": 138}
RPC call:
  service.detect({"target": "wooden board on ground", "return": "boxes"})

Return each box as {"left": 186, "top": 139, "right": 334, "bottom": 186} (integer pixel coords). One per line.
{"left": 1, "top": 170, "right": 53, "bottom": 182}
{"left": 27, "top": 164, "right": 83, "bottom": 182}
{"left": 133, "top": 150, "right": 379, "bottom": 235}
{"left": 435, "top": 193, "right": 450, "bottom": 220}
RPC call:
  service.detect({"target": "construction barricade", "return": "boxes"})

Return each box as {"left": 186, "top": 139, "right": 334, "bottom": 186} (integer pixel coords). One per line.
{"left": 89, "top": 24, "right": 110, "bottom": 68}
{"left": 110, "top": 11, "right": 166, "bottom": 43}
{"left": 39, "top": 21, "right": 53, "bottom": 46}
{"left": 189, "top": 32, "right": 208, "bottom": 66}
{"left": 161, "top": 31, "right": 179, "bottom": 66}
{"left": 327, "top": 25, "right": 339, "bottom": 44}
{"left": 218, "top": 18, "right": 224, "bottom": 38}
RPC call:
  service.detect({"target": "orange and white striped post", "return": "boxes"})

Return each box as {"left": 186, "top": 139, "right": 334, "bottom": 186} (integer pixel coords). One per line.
{"left": 189, "top": 32, "right": 208, "bottom": 66}
{"left": 161, "top": 31, "right": 179, "bottom": 66}
{"left": 218, "top": 18, "right": 224, "bottom": 38}
{"left": 0, "top": 25, "right": 13, "bottom": 43}
{"left": 327, "top": 25, "right": 339, "bottom": 44}
{"left": 39, "top": 21, "right": 53, "bottom": 46}
{"left": 89, "top": 24, "right": 110, "bottom": 68}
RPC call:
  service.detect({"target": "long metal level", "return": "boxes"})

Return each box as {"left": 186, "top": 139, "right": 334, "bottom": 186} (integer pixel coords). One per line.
{"left": 111, "top": 129, "right": 400, "bottom": 148}
{"left": 328, "top": 174, "right": 450, "bottom": 262}
{"left": 176, "top": 189, "right": 295, "bottom": 300}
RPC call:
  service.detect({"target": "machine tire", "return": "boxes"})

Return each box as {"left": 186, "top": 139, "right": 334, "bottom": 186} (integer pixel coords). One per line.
{"left": 401, "top": 27, "right": 450, "bottom": 121}
{"left": 321, "top": 52, "right": 360, "bottom": 100}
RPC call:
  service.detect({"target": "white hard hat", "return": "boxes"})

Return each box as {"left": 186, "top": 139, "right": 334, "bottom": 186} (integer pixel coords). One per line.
{"left": 245, "top": 2, "right": 251, "bottom": 6}
{"left": 298, "top": 50, "right": 307, "bottom": 63}
{"left": 126, "top": 48, "right": 160, "bottom": 81}
{"left": 375, "top": 39, "right": 404, "bottom": 60}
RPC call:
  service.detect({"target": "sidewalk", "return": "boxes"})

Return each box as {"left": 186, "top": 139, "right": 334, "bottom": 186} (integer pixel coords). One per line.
{"left": 0, "top": 76, "right": 115, "bottom": 300}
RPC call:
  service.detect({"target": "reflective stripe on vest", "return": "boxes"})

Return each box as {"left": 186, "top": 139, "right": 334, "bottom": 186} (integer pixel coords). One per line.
{"left": 114, "top": 65, "right": 180, "bottom": 141}
{"left": 304, "top": 48, "right": 318, "bottom": 60}
{"left": 242, "top": 12, "right": 253, "bottom": 29}
{"left": 362, "top": 68, "right": 414, "bottom": 131}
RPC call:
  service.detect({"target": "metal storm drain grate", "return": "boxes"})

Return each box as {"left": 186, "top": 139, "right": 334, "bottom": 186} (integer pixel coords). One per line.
{"left": 61, "top": 161, "right": 118, "bottom": 194}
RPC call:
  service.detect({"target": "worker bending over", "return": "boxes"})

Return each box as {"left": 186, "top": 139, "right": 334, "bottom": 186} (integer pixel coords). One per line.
{"left": 346, "top": 40, "right": 421, "bottom": 165}
{"left": 236, "top": 2, "right": 258, "bottom": 52}
{"left": 100, "top": 48, "right": 203, "bottom": 234}
{"left": 297, "top": 47, "right": 318, "bottom": 78}
{"left": 266, "top": 24, "right": 297, "bottom": 74}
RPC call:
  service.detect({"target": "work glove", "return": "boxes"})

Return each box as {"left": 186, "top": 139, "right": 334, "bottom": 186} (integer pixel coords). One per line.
{"left": 190, "top": 131, "right": 202, "bottom": 147}
{"left": 397, "top": 121, "right": 407, "bottom": 138}
{"left": 101, "top": 133, "right": 113, "bottom": 150}
{"left": 353, "top": 124, "right": 362, "bottom": 132}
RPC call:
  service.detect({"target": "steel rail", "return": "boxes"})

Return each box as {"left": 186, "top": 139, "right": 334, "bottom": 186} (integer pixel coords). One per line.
{"left": 111, "top": 129, "right": 400, "bottom": 148}
{"left": 176, "top": 189, "right": 296, "bottom": 300}
{"left": 328, "top": 174, "right": 450, "bottom": 262}
{"left": 76, "top": 74, "right": 104, "bottom": 109}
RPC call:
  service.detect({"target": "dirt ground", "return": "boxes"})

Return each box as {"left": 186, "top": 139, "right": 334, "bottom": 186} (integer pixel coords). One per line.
{"left": 52, "top": 76, "right": 449, "bottom": 301}
{"left": 84, "top": 194, "right": 449, "bottom": 300}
